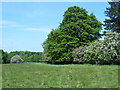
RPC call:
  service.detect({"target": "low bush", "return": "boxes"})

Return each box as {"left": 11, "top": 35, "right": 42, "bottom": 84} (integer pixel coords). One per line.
{"left": 11, "top": 55, "right": 24, "bottom": 63}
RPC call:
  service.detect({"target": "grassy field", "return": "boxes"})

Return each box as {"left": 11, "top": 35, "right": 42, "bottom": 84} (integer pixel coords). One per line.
{"left": 0, "top": 64, "right": 2, "bottom": 89}
{"left": 2, "top": 63, "right": 119, "bottom": 88}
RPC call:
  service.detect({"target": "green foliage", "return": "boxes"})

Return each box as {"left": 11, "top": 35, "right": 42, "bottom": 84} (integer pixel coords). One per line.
{"left": 43, "top": 6, "right": 102, "bottom": 64}
{"left": 73, "top": 32, "right": 120, "bottom": 65}
{"left": 104, "top": 2, "right": 120, "bottom": 33}
{"left": 1, "top": 50, "right": 9, "bottom": 64}
{"left": 1, "top": 50, "right": 43, "bottom": 64}
{"left": 8, "top": 51, "right": 43, "bottom": 62}
{"left": 0, "top": 50, "right": 2, "bottom": 64}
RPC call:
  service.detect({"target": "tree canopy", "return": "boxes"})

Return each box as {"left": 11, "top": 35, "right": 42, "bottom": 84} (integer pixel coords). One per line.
{"left": 43, "top": 6, "right": 102, "bottom": 64}
{"left": 104, "top": 2, "right": 120, "bottom": 33}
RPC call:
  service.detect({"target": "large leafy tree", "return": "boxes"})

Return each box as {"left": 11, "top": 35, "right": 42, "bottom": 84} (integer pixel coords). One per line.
{"left": 43, "top": 6, "right": 102, "bottom": 64}
{"left": 104, "top": 1, "right": 120, "bottom": 33}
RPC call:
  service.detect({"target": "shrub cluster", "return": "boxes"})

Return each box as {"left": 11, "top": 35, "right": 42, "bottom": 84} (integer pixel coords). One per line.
{"left": 73, "top": 32, "right": 120, "bottom": 65}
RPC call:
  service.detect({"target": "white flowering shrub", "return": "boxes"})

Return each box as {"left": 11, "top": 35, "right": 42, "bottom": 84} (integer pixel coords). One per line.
{"left": 11, "top": 55, "right": 24, "bottom": 63}
{"left": 42, "top": 53, "right": 51, "bottom": 62}
{"left": 72, "top": 46, "right": 87, "bottom": 64}
{"left": 73, "top": 32, "right": 120, "bottom": 65}
{"left": 83, "top": 32, "right": 120, "bottom": 65}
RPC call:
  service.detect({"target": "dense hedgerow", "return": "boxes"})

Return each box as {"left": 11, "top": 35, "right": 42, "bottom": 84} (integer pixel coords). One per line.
{"left": 73, "top": 32, "right": 120, "bottom": 65}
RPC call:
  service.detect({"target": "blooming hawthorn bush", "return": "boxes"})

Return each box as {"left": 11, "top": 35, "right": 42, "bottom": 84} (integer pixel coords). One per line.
{"left": 73, "top": 32, "right": 120, "bottom": 65}
{"left": 72, "top": 46, "right": 87, "bottom": 64}
{"left": 84, "top": 32, "right": 120, "bottom": 65}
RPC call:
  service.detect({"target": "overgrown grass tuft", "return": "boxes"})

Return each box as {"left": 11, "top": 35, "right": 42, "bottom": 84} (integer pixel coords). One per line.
{"left": 2, "top": 63, "right": 119, "bottom": 88}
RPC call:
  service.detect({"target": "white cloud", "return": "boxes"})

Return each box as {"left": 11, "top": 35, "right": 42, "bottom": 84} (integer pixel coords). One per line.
{"left": 9, "top": 24, "right": 26, "bottom": 28}
{"left": 0, "top": 20, "right": 27, "bottom": 28}
{"left": 0, "top": 20, "right": 14, "bottom": 28}
{"left": 22, "top": 27, "right": 52, "bottom": 33}
{"left": 1, "top": 20, "right": 55, "bottom": 33}
{"left": 0, "top": 20, "right": 15, "bottom": 25}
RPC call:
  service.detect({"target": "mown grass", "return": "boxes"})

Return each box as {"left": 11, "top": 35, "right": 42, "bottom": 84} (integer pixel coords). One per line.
{"left": 0, "top": 64, "right": 2, "bottom": 89}
{"left": 2, "top": 63, "right": 119, "bottom": 88}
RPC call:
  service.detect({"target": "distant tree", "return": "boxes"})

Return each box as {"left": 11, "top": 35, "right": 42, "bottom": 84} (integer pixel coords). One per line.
{"left": 43, "top": 6, "right": 102, "bottom": 64}
{"left": 104, "top": 1, "right": 120, "bottom": 33}
{"left": 0, "top": 50, "right": 2, "bottom": 63}
{"left": 2, "top": 50, "right": 9, "bottom": 64}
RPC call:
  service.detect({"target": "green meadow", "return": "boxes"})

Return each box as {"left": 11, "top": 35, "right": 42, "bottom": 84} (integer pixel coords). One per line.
{"left": 2, "top": 63, "right": 119, "bottom": 88}
{"left": 0, "top": 64, "right": 2, "bottom": 89}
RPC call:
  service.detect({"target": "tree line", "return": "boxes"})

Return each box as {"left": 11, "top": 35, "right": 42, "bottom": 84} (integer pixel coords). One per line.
{"left": 0, "top": 50, "right": 43, "bottom": 64}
